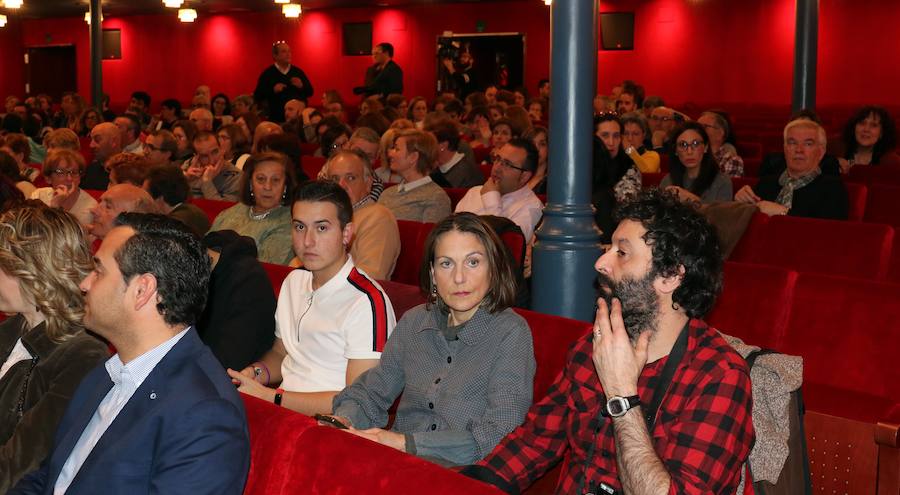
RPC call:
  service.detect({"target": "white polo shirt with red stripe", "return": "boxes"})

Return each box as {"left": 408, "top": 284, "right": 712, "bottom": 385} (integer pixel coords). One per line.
{"left": 275, "top": 256, "right": 396, "bottom": 392}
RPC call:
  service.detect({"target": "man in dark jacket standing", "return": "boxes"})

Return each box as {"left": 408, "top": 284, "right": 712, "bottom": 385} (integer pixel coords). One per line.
{"left": 354, "top": 42, "right": 403, "bottom": 99}
{"left": 254, "top": 41, "right": 314, "bottom": 123}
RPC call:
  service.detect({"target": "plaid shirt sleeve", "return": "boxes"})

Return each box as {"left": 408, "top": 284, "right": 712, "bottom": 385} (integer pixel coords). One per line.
{"left": 474, "top": 338, "right": 589, "bottom": 493}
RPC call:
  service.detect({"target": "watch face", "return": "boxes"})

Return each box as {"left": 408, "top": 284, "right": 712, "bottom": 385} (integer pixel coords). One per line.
{"left": 607, "top": 397, "right": 628, "bottom": 416}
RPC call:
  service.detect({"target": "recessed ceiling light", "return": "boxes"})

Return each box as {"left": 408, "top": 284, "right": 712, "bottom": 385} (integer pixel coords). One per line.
{"left": 282, "top": 3, "right": 301, "bottom": 18}
{"left": 178, "top": 8, "right": 197, "bottom": 22}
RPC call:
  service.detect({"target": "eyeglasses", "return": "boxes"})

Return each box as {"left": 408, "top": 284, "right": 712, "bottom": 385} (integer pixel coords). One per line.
{"left": 493, "top": 156, "right": 528, "bottom": 173}
{"left": 676, "top": 139, "right": 705, "bottom": 151}
{"left": 51, "top": 169, "right": 80, "bottom": 178}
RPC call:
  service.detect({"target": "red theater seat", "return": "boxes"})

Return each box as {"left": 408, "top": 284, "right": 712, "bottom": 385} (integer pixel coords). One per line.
{"left": 863, "top": 184, "right": 900, "bottom": 227}
{"left": 191, "top": 197, "right": 237, "bottom": 224}
{"left": 444, "top": 187, "right": 469, "bottom": 210}
{"left": 641, "top": 172, "right": 664, "bottom": 188}
{"left": 730, "top": 176, "right": 758, "bottom": 194}
{"left": 85, "top": 189, "right": 103, "bottom": 200}
{"left": 737, "top": 141, "right": 763, "bottom": 161}
{"left": 845, "top": 182, "right": 868, "bottom": 221}
{"left": 300, "top": 155, "right": 327, "bottom": 180}
{"left": 514, "top": 308, "right": 591, "bottom": 402}
{"left": 260, "top": 262, "right": 296, "bottom": 297}
{"left": 846, "top": 165, "right": 900, "bottom": 186}
{"left": 735, "top": 215, "right": 894, "bottom": 280}
{"left": 742, "top": 156, "right": 761, "bottom": 177}
{"left": 379, "top": 279, "right": 426, "bottom": 318}
{"left": 706, "top": 262, "right": 797, "bottom": 349}
{"left": 392, "top": 220, "right": 434, "bottom": 286}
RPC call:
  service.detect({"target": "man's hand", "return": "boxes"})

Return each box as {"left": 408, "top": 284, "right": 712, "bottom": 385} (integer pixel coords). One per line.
{"left": 481, "top": 176, "right": 500, "bottom": 195}
{"left": 838, "top": 157, "right": 853, "bottom": 174}
{"left": 346, "top": 427, "right": 406, "bottom": 452}
{"left": 50, "top": 183, "right": 77, "bottom": 208}
{"left": 202, "top": 160, "right": 226, "bottom": 183}
{"left": 274, "top": 83, "right": 287, "bottom": 93}
{"left": 441, "top": 58, "right": 456, "bottom": 73}
{"left": 733, "top": 184, "right": 760, "bottom": 204}
{"left": 290, "top": 77, "right": 304, "bottom": 89}
{"left": 756, "top": 200, "right": 789, "bottom": 216}
{"left": 227, "top": 368, "right": 276, "bottom": 401}
{"left": 592, "top": 298, "right": 649, "bottom": 397}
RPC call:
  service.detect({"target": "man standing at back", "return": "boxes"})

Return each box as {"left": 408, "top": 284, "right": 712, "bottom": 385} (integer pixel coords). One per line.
{"left": 11, "top": 213, "right": 250, "bottom": 494}
{"left": 354, "top": 42, "right": 403, "bottom": 100}
{"left": 254, "top": 41, "right": 314, "bottom": 123}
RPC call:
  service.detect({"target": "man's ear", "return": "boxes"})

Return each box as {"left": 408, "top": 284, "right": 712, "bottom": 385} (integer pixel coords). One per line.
{"left": 342, "top": 222, "right": 355, "bottom": 248}
{"left": 129, "top": 273, "right": 159, "bottom": 312}
{"left": 654, "top": 265, "right": 685, "bottom": 295}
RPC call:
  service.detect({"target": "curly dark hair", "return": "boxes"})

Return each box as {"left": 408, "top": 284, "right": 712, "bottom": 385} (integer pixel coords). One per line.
{"left": 112, "top": 213, "right": 211, "bottom": 327}
{"left": 841, "top": 106, "right": 897, "bottom": 164}
{"left": 668, "top": 122, "right": 720, "bottom": 198}
{"left": 614, "top": 189, "right": 723, "bottom": 318}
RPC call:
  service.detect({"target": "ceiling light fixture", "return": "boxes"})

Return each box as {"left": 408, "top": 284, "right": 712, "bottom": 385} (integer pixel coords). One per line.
{"left": 0, "top": 15, "right": 6, "bottom": 27}
{"left": 178, "top": 8, "right": 197, "bottom": 22}
{"left": 282, "top": 3, "right": 301, "bottom": 18}
{"left": 274, "top": 0, "right": 289, "bottom": 4}
{"left": 84, "top": 11, "right": 103, "bottom": 24}
{"left": 163, "top": 0, "right": 184, "bottom": 7}
{"left": 4, "top": 0, "right": 23, "bottom": 9}
{"left": 543, "top": 0, "right": 551, "bottom": 5}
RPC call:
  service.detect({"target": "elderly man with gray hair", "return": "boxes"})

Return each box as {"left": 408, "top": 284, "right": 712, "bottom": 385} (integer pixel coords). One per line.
{"left": 735, "top": 118, "right": 848, "bottom": 219}
{"left": 319, "top": 149, "right": 400, "bottom": 280}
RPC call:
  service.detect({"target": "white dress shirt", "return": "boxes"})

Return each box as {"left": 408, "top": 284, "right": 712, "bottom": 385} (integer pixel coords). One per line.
{"left": 53, "top": 328, "right": 189, "bottom": 495}
{"left": 0, "top": 338, "right": 32, "bottom": 379}
{"left": 454, "top": 185, "right": 545, "bottom": 242}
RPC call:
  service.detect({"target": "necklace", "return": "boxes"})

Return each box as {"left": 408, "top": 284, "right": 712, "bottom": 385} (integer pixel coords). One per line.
{"left": 248, "top": 206, "right": 273, "bottom": 221}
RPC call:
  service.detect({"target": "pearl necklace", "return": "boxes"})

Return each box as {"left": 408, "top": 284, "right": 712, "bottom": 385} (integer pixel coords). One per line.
{"left": 248, "top": 206, "right": 273, "bottom": 221}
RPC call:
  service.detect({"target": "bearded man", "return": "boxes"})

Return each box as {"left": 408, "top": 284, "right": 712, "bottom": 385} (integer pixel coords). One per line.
{"left": 462, "top": 189, "right": 755, "bottom": 495}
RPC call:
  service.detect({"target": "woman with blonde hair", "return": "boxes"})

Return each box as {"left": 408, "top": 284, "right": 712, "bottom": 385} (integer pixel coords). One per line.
{"left": 0, "top": 203, "right": 108, "bottom": 491}
{"left": 378, "top": 129, "right": 451, "bottom": 223}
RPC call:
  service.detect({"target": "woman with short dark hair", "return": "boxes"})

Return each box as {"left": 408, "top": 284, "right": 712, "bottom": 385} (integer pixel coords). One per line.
{"left": 838, "top": 105, "right": 899, "bottom": 172}
{"left": 330, "top": 212, "right": 535, "bottom": 466}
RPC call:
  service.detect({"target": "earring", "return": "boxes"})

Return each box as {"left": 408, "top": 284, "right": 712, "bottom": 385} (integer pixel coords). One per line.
{"left": 430, "top": 281, "right": 438, "bottom": 304}
{"left": 282, "top": 189, "right": 287, "bottom": 201}
{"left": 250, "top": 190, "right": 254, "bottom": 199}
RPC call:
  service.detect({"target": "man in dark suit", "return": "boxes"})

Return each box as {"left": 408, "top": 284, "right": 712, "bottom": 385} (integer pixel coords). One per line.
{"left": 253, "top": 41, "right": 314, "bottom": 123}
{"left": 11, "top": 213, "right": 249, "bottom": 495}
{"left": 354, "top": 42, "right": 403, "bottom": 100}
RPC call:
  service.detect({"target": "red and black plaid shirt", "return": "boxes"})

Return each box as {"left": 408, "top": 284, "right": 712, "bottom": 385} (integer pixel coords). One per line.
{"left": 476, "top": 319, "right": 754, "bottom": 494}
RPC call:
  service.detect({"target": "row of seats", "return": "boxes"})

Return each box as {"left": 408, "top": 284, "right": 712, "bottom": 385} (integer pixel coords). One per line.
{"left": 254, "top": 259, "right": 899, "bottom": 494}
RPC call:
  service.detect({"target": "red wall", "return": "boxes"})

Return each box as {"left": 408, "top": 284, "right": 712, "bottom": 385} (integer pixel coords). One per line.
{"left": 1, "top": 0, "right": 898, "bottom": 111}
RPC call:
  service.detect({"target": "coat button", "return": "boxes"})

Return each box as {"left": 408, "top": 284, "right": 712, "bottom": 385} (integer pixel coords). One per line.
{"left": 447, "top": 356, "right": 452, "bottom": 364}
{"left": 434, "top": 378, "right": 441, "bottom": 384}
{"left": 430, "top": 424, "right": 437, "bottom": 430}
{"left": 428, "top": 402, "right": 434, "bottom": 409}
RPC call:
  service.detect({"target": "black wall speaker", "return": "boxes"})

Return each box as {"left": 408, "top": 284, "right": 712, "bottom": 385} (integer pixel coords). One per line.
{"left": 102, "top": 29, "right": 121, "bottom": 60}
{"left": 599, "top": 13, "right": 634, "bottom": 51}
{"left": 343, "top": 22, "right": 373, "bottom": 56}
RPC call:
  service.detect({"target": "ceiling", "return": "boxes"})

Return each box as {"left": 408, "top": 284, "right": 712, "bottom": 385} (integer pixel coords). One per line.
{"left": 1, "top": 0, "right": 489, "bottom": 20}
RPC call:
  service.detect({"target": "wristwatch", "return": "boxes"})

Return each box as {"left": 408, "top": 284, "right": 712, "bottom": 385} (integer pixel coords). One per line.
{"left": 604, "top": 395, "right": 641, "bottom": 418}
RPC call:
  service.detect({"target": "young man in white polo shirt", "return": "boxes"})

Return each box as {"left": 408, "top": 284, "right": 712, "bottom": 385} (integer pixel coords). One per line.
{"left": 229, "top": 180, "right": 396, "bottom": 415}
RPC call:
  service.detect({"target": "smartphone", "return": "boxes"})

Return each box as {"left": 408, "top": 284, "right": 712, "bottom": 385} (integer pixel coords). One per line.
{"left": 314, "top": 414, "right": 349, "bottom": 430}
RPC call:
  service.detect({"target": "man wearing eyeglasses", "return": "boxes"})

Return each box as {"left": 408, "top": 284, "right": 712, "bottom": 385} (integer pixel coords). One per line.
{"left": 648, "top": 107, "right": 681, "bottom": 152}
{"left": 143, "top": 130, "right": 178, "bottom": 168}
{"left": 183, "top": 132, "right": 241, "bottom": 202}
{"left": 253, "top": 41, "right": 314, "bottom": 123}
{"left": 455, "top": 138, "right": 544, "bottom": 242}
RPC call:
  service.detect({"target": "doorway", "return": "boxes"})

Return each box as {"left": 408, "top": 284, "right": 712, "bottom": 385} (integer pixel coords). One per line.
{"left": 25, "top": 45, "right": 77, "bottom": 100}
{"left": 435, "top": 33, "right": 525, "bottom": 95}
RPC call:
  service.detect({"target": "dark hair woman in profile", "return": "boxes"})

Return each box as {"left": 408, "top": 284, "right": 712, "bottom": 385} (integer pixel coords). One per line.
{"left": 329, "top": 212, "right": 535, "bottom": 467}
{"left": 660, "top": 122, "right": 733, "bottom": 204}
{"left": 838, "top": 105, "right": 899, "bottom": 173}
{"left": 0, "top": 203, "right": 108, "bottom": 491}
{"left": 592, "top": 114, "right": 641, "bottom": 243}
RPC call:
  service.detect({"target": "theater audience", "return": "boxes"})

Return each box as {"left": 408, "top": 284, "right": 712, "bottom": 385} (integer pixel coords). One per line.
{"left": 0, "top": 151, "right": 33, "bottom": 198}
{"left": 211, "top": 93, "right": 233, "bottom": 125}
{"left": 660, "top": 122, "right": 733, "bottom": 203}
{"left": 78, "top": 108, "right": 103, "bottom": 137}
{"left": 228, "top": 180, "right": 396, "bottom": 416}
{"left": 329, "top": 212, "right": 535, "bottom": 466}
{"left": 83, "top": 122, "right": 123, "bottom": 190}
{"left": 1, "top": 133, "right": 41, "bottom": 184}
{"left": 114, "top": 114, "right": 144, "bottom": 155}
{"left": 251, "top": 121, "right": 284, "bottom": 154}
{"left": 346, "top": 127, "right": 386, "bottom": 200}
{"left": 379, "top": 129, "right": 451, "bottom": 223}
{"left": 11, "top": 213, "right": 250, "bottom": 493}
{"left": 736, "top": 119, "right": 849, "bottom": 219}
{"left": 620, "top": 113, "right": 660, "bottom": 174}
{"left": 30, "top": 149, "right": 97, "bottom": 227}
{"left": 698, "top": 110, "right": 744, "bottom": 177}
{"left": 198, "top": 230, "right": 276, "bottom": 371}
{"left": 231, "top": 95, "right": 254, "bottom": 121}
{"left": 488, "top": 119, "right": 515, "bottom": 160}
{"left": 759, "top": 112, "right": 841, "bottom": 177}
{"left": 320, "top": 150, "right": 400, "bottom": 280}
{"left": 209, "top": 152, "right": 295, "bottom": 264}
{"left": 375, "top": 127, "right": 406, "bottom": 184}
{"left": 837, "top": 105, "right": 899, "bottom": 172}
{"left": 144, "top": 165, "right": 210, "bottom": 237}
{"left": 43, "top": 128, "right": 80, "bottom": 153}
{"left": 184, "top": 131, "right": 242, "bottom": 201}
{"left": 523, "top": 126, "right": 549, "bottom": 193}
{"left": 456, "top": 138, "right": 544, "bottom": 243}
{"left": 172, "top": 120, "right": 198, "bottom": 163}
{"left": 106, "top": 152, "right": 150, "bottom": 187}
{"left": 649, "top": 106, "right": 681, "bottom": 151}
{"left": 153, "top": 98, "right": 182, "bottom": 131}
{"left": 429, "top": 119, "right": 483, "bottom": 189}
{"left": 407, "top": 96, "right": 428, "bottom": 129}
{"left": 355, "top": 42, "right": 403, "bottom": 99}
{"left": 143, "top": 129, "right": 178, "bottom": 168}
{"left": 190, "top": 108, "right": 215, "bottom": 133}
{"left": 592, "top": 114, "right": 642, "bottom": 241}
{"left": 0, "top": 204, "right": 108, "bottom": 492}
{"left": 87, "top": 183, "right": 156, "bottom": 241}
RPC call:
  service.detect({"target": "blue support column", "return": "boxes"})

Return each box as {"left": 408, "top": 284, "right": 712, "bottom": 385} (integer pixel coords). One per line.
{"left": 792, "top": 0, "right": 818, "bottom": 113}
{"left": 531, "top": 0, "right": 602, "bottom": 322}
{"left": 89, "top": 0, "right": 103, "bottom": 108}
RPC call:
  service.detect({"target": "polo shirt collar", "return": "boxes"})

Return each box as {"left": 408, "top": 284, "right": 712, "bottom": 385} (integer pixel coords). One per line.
{"left": 311, "top": 256, "right": 355, "bottom": 298}
{"left": 398, "top": 175, "right": 432, "bottom": 193}
{"left": 438, "top": 152, "right": 465, "bottom": 173}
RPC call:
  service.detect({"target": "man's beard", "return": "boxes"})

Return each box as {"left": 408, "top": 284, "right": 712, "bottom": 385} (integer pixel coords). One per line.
{"left": 596, "top": 270, "right": 660, "bottom": 340}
